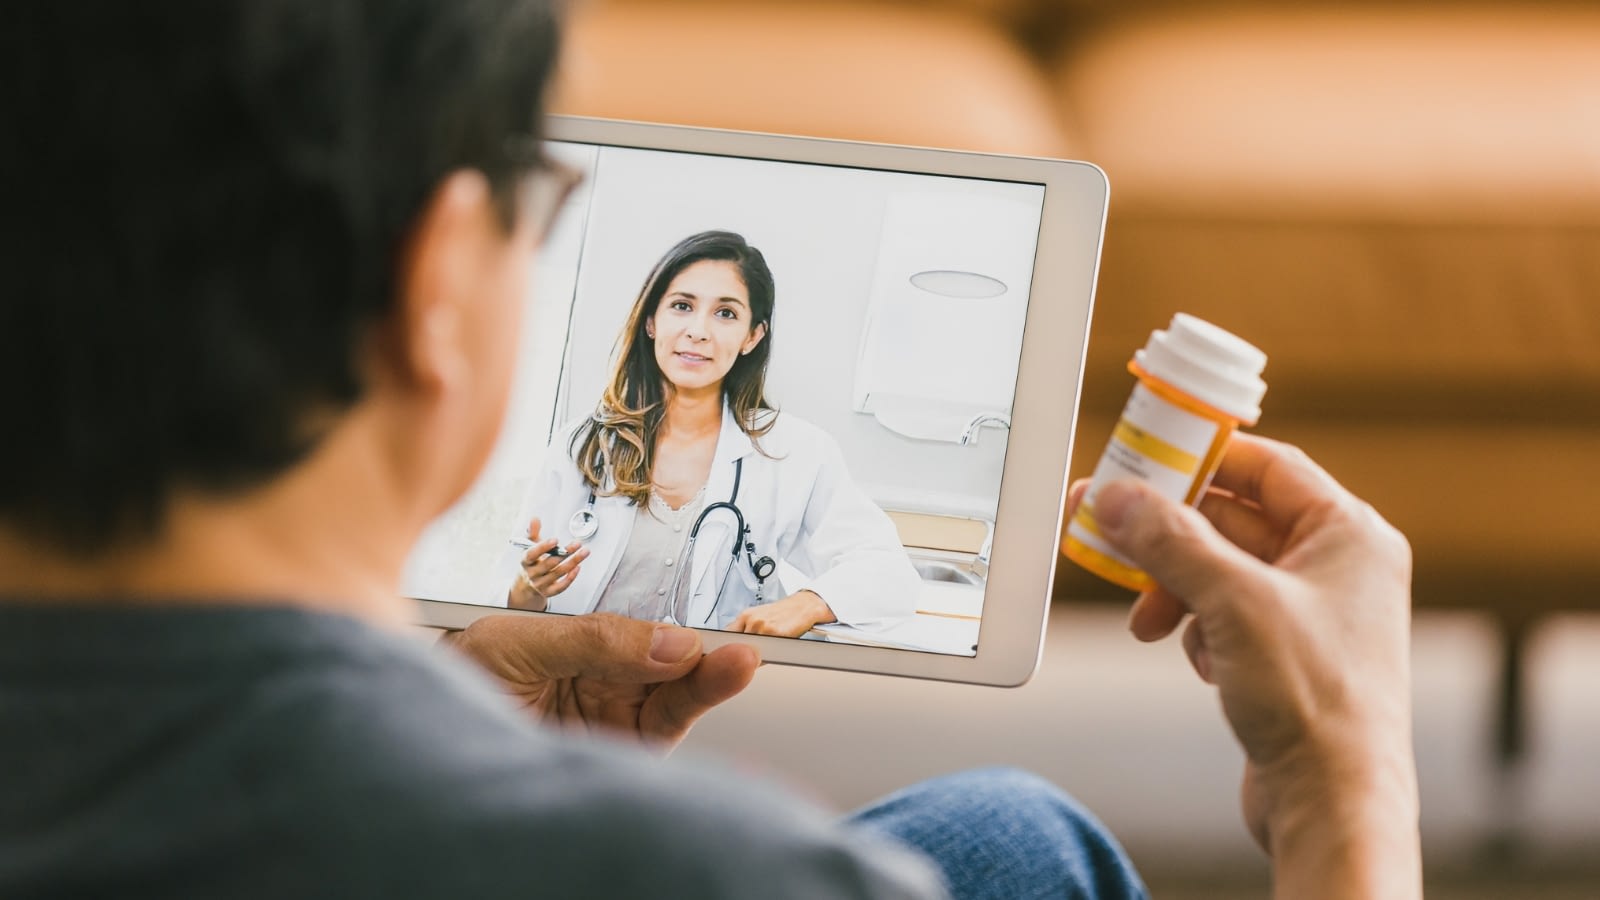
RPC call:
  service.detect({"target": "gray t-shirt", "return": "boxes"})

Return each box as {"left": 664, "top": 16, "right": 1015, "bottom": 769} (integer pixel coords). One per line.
{"left": 0, "top": 602, "right": 945, "bottom": 899}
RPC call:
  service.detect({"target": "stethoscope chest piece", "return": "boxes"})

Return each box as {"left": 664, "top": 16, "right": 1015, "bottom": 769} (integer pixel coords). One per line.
{"left": 568, "top": 507, "right": 599, "bottom": 541}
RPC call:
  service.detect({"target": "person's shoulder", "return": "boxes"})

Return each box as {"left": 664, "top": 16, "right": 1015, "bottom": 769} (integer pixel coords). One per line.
{"left": 751, "top": 408, "right": 838, "bottom": 457}
{"left": 256, "top": 633, "right": 939, "bottom": 897}
{"left": 549, "top": 415, "right": 596, "bottom": 453}
{"left": 527, "top": 416, "right": 603, "bottom": 479}
{"left": 231, "top": 615, "right": 542, "bottom": 784}
{"left": 509, "top": 750, "right": 947, "bottom": 899}
{"left": 213, "top": 626, "right": 603, "bottom": 887}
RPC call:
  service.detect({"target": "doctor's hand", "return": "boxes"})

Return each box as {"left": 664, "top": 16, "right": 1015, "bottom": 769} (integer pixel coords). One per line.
{"left": 725, "top": 590, "right": 835, "bottom": 638}
{"left": 441, "top": 612, "right": 760, "bottom": 752}
{"left": 1066, "top": 434, "right": 1419, "bottom": 899}
{"left": 508, "top": 517, "right": 589, "bottom": 611}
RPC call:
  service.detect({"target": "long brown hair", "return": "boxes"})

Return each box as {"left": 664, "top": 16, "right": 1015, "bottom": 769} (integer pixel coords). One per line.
{"left": 569, "top": 231, "right": 777, "bottom": 505}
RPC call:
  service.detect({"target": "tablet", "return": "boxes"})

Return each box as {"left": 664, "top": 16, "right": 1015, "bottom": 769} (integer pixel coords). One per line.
{"left": 406, "top": 115, "right": 1107, "bottom": 687}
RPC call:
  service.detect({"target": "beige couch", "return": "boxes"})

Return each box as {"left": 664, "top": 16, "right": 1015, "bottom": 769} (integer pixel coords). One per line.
{"left": 553, "top": 0, "right": 1600, "bottom": 768}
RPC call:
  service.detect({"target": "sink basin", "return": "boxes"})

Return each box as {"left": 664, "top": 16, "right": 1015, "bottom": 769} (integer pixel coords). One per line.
{"left": 912, "top": 560, "right": 983, "bottom": 586}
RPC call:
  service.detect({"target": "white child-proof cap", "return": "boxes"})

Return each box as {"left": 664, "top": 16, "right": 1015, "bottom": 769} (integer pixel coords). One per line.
{"left": 1133, "top": 313, "right": 1268, "bottom": 423}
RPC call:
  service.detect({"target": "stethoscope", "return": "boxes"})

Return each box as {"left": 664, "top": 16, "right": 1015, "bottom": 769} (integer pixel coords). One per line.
{"left": 571, "top": 457, "right": 776, "bottom": 625}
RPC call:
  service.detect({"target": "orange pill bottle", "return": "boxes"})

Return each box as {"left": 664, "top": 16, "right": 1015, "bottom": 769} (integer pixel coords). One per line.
{"left": 1063, "top": 313, "right": 1267, "bottom": 591}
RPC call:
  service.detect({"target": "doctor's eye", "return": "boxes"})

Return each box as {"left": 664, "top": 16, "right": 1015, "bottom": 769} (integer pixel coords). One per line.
{"left": 715, "top": 307, "right": 739, "bottom": 320}
{"left": 668, "top": 299, "right": 694, "bottom": 313}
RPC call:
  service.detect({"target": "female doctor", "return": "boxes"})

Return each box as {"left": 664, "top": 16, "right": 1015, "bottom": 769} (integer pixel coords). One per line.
{"left": 500, "top": 230, "right": 919, "bottom": 637}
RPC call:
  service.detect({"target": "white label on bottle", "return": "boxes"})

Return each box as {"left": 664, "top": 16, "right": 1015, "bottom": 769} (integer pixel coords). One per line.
{"left": 1068, "top": 384, "right": 1222, "bottom": 568}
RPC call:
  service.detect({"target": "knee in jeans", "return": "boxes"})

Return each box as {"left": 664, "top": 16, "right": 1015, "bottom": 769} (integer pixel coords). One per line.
{"left": 862, "top": 767, "right": 1144, "bottom": 900}
{"left": 927, "top": 766, "right": 1087, "bottom": 827}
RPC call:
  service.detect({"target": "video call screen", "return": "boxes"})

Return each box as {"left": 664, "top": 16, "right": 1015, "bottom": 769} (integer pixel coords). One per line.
{"left": 401, "top": 141, "right": 1046, "bottom": 657}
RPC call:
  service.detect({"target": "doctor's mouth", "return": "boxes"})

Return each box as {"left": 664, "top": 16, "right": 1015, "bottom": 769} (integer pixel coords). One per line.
{"left": 672, "top": 351, "right": 714, "bottom": 368}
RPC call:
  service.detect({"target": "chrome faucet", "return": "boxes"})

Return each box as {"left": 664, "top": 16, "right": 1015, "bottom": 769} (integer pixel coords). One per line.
{"left": 958, "top": 412, "right": 1011, "bottom": 446}
{"left": 973, "top": 519, "right": 995, "bottom": 580}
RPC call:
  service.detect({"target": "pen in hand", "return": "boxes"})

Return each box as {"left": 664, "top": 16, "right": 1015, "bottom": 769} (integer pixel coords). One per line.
{"left": 510, "top": 538, "right": 569, "bottom": 560}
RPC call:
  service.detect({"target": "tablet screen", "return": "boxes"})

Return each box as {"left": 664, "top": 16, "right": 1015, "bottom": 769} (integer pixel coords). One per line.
{"left": 402, "top": 138, "right": 1046, "bottom": 658}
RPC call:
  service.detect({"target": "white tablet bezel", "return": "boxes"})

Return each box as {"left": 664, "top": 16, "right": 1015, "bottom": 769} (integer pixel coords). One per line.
{"left": 412, "top": 115, "right": 1107, "bottom": 687}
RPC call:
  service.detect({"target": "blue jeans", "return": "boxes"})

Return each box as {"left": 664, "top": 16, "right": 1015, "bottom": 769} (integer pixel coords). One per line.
{"left": 845, "top": 767, "right": 1148, "bottom": 900}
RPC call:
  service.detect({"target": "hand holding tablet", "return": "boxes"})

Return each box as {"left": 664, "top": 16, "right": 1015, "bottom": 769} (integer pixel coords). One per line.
{"left": 441, "top": 612, "right": 759, "bottom": 751}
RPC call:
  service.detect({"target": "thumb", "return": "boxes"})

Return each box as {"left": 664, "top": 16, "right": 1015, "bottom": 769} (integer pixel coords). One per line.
{"left": 1093, "top": 479, "right": 1267, "bottom": 609}
{"left": 458, "top": 613, "right": 703, "bottom": 685}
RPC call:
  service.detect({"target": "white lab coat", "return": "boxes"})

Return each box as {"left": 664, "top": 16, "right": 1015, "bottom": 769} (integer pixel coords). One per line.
{"left": 493, "top": 404, "right": 919, "bottom": 629}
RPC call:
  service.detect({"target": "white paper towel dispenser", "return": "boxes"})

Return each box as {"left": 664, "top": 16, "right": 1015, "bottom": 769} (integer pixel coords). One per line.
{"left": 853, "top": 190, "right": 1041, "bottom": 442}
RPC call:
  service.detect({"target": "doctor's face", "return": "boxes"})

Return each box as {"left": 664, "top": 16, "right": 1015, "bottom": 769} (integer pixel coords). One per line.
{"left": 647, "top": 259, "right": 767, "bottom": 394}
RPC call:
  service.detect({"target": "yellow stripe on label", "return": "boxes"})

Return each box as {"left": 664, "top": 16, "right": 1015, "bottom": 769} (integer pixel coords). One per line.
{"left": 1063, "top": 536, "right": 1154, "bottom": 592}
{"left": 1071, "top": 506, "right": 1104, "bottom": 540}
{"left": 1112, "top": 419, "right": 1200, "bottom": 474}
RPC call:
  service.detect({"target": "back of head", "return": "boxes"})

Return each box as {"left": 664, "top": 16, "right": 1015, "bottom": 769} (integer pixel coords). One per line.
{"left": 0, "top": 0, "right": 561, "bottom": 556}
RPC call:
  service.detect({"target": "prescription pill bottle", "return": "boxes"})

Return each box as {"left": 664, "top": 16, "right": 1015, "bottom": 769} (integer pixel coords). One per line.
{"left": 1063, "top": 313, "right": 1267, "bottom": 591}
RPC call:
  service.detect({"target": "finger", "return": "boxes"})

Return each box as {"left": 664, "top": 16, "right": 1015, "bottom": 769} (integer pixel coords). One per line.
{"left": 538, "top": 556, "right": 573, "bottom": 582}
{"left": 457, "top": 613, "right": 704, "bottom": 685}
{"left": 1182, "top": 617, "right": 1213, "bottom": 683}
{"left": 1195, "top": 489, "right": 1284, "bottom": 562}
{"left": 550, "top": 547, "right": 589, "bottom": 576}
{"left": 1128, "top": 588, "right": 1186, "bottom": 642}
{"left": 526, "top": 517, "right": 543, "bottom": 540}
{"left": 543, "top": 564, "right": 580, "bottom": 594}
{"left": 1210, "top": 435, "right": 1352, "bottom": 531}
{"left": 524, "top": 560, "right": 557, "bottom": 584}
{"left": 1091, "top": 479, "right": 1269, "bottom": 613}
{"left": 521, "top": 538, "right": 559, "bottom": 567}
{"left": 724, "top": 611, "right": 750, "bottom": 633}
{"left": 527, "top": 545, "right": 583, "bottom": 583}
{"left": 640, "top": 643, "right": 761, "bottom": 746}
{"left": 1241, "top": 767, "right": 1273, "bottom": 853}
{"left": 1064, "top": 479, "right": 1090, "bottom": 519}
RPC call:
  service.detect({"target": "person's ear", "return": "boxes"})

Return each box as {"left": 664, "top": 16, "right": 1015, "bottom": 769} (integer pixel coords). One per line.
{"left": 645, "top": 316, "right": 656, "bottom": 340}
{"left": 380, "top": 171, "right": 501, "bottom": 395}
{"left": 741, "top": 321, "right": 767, "bottom": 356}
{"left": 370, "top": 170, "right": 522, "bottom": 522}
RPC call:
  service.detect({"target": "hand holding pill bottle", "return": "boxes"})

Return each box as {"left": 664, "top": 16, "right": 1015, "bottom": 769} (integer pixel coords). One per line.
{"left": 1064, "top": 313, "right": 1267, "bottom": 590}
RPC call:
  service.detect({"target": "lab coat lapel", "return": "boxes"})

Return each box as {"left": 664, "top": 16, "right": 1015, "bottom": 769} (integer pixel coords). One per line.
{"left": 688, "top": 404, "right": 757, "bottom": 618}
{"left": 579, "top": 492, "right": 634, "bottom": 614}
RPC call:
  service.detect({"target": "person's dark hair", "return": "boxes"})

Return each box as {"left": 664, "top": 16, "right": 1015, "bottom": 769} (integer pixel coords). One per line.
{"left": 571, "top": 230, "right": 777, "bottom": 505}
{"left": 1, "top": 1, "right": 563, "bottom": 554}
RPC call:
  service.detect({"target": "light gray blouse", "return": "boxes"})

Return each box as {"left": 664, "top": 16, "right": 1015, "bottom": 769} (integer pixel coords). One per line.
{"left": 594, "top": 487, "right": 707, "bottom": 622}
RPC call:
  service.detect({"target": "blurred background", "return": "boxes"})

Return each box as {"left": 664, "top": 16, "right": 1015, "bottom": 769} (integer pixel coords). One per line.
{"left": 546, "top": 1, "right": 1600, "bottom": 895}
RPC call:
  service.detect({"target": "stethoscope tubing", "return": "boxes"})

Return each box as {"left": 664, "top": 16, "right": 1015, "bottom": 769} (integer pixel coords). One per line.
{"left": 571, "top": 458, "right": 775, "bottom": 626}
